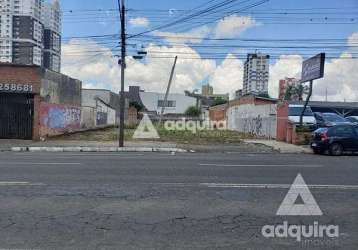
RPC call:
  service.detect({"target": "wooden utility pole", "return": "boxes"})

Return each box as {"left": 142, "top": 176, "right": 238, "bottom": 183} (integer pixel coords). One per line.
{"left": 118, "top": 0, "right": 125, "bottom": 147}
{"left": 159, "top": 56, "right": 178, "bottom": 124}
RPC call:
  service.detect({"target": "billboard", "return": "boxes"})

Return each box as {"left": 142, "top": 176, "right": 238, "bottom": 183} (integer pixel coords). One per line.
{"left": 301, "top": 53, "right": 325, "bottom": 83}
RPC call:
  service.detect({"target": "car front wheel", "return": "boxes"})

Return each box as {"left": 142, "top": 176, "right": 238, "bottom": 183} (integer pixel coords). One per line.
{"left": 329, "top": 143, "right": 343, "bottom": 156}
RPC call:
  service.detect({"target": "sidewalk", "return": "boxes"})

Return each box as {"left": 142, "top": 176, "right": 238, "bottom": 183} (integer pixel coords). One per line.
{"left": 243, "top": 139, "right": 312, "bottom": 154}
{"left": 0, "top": 139, "right": 185, "bottom": 153}
{"left": 0, "top": 139, "right": 311, "bottom": 154}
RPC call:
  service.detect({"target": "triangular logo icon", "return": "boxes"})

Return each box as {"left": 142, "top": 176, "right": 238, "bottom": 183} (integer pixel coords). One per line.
{"left": 133, "top": 113, "right": 160, "bottom": 139}
{"left": 276, "top": 174, "right": 323, "bottom": 216}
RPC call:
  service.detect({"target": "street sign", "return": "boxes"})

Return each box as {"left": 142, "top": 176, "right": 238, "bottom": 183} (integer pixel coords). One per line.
{"left": 301, "top": 53, "right": 325, "bottom": 83}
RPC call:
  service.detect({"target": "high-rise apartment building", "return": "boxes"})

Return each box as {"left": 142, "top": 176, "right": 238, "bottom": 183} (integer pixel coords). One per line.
{"left": 202, "top": 84, "right": 214, "bottom": 97}
{"left": 43, "top": 0, "right": 61, "bottom": 72}
{"left": 242, "top": 53, "right": 270, "bottom": 96}
{"left": 0, "top": 0, "right": 61, "bottom": 72}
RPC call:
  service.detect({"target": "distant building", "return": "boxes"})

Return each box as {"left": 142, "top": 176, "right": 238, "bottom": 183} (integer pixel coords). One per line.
{"left": 235, "top": 89, "right": 243, "bottom": 99}
{"left": 126, "top": 86, "right": 197, "bottom": 115}
{"left": 202, "top": 84, "right": 214, "bottom": 97}
{"left": 81, "top": 89, "right": 123, "bottom": 128}
{"left": 243, "top": 53, "right": 270, "bottom": 96}
{"left": 140, "top": 92, "right": 196, "bottom": 115}
{"left": 0, "top": 0, "right": 62, "bottom": 72}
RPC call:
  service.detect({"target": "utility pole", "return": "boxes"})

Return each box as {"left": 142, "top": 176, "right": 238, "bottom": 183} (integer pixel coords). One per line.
{"left": 299, "top": 80, "right": 313, "bottom": 126}
{"left": 118, "top": 0, "right": 125, "bottom": 147}
{"left": 159, "top": 56, "right": 178, "bottom": 124}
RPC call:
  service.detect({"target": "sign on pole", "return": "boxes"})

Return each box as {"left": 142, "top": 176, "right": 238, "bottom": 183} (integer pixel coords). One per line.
{"left": 299, "top": 53, "right": 325, "bottom": 126}
{"left": 301, "top": 53, "right": 325, "bottom": 83}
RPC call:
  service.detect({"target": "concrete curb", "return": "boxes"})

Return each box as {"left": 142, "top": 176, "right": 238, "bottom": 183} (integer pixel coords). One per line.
{"left": 10, "top": 147, "right": 188, "bottom": 153}
{"left": 243, "top": 140, "right": 312, "bottom": 154}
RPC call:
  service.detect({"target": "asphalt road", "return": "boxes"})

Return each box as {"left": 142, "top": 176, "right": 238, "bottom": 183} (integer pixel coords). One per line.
{"left": 0, "top": 152, "right": 357, "bottom": 250}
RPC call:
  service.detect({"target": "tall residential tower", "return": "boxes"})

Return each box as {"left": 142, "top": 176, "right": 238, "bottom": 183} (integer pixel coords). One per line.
{"left": 242, "top": 53, "right": 270, "bottom": 96}
{"left": 43, "top": 0, "right": 61, "bottom": 72}
{"left": 0, "top": 0, "right": 61, "bottom": 72}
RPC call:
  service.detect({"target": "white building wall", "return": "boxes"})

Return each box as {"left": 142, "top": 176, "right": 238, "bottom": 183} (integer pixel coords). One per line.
{"left": 81, "top": 106, "right": 95, "bottom": 129}
{"left": 227, "top": 103, "right": 277, "bottom": 138}
{"left": 95, "top": 100, "right": 116, "bottom": 126}
{"left": 107, "top": 107, "right": 116, "bottom": 125}
{"left": 140, "top": 92, "right": 197, "bottom": 114}
{"left": 82, "top": 89, "right": 111, "bottom": 108}
{"left": 81, "top": 89, "right": 117, "bottom": 128}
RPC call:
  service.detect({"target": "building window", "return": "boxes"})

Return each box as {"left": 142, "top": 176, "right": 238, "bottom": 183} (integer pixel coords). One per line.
{"left": 158, "top": 100, "right": 176, "bottom": 108}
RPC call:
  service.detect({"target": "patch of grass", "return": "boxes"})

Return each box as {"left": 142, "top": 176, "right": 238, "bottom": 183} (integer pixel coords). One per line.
{"left": 53, "top": 127, "right": 134, "bottom": 141}
{"left": 154, "top": 126, "right": 252, "bottom": 144}
{"left": 52, "top": 126, "right": 253, "bottom": 145}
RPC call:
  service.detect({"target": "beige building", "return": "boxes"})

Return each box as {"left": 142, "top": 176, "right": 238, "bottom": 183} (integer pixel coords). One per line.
{"left": 202, "top": 84, "right": 214, "bottom": 97}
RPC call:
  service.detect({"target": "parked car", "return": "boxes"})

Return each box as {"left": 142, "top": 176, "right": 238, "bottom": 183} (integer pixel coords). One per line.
{"left": 314, "top": 112, "right": 351, "bottom": 128}
{"left": 311, "top": 124, "right": 358, "bottom": 155}
{"left": 288, "top": 105, "right": 316, "bottom": 129}
{"left": 346, "top": 116, "right": 358, "bottom": 124}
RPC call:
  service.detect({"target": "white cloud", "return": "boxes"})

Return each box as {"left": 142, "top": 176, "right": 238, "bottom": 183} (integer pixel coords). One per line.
{"left": 213, "top": 15, "right": 258, "bottom": 39}
{"left": 348, "top": 32, "right": 358, "bottom": 46}
{"left": 62, "top": 40, "right": 216, "bottom": 94}
{"left": 209, "top": 54, "right": 243, "bottom": 98}
{"left": 268, "top": 55, "right": 303, "bottom": 98}
{"left": 313, "top": 53, "right": 358, "bottom": 101}
{"left": 62, "top": 31, "right": 358, "bottom": 102}
{"left": 154, "top": 15, "right": 257, "bottom": 44}
{"left": 267, "top": 53, "right": 358, "bottom": 102}
{"left": 129, "top": 17, "right": 150, "bottom": 27}
{"left": 154, "top": 26, "right": 211, "bottom": 44}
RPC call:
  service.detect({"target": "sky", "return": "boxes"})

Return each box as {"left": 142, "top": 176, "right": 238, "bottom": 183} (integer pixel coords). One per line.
{"left": 59, "top": 0, "right": 358, "bottom": 101}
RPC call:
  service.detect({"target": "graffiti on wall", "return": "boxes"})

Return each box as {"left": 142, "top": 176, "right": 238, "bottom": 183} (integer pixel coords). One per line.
{"left": 40, "top": 103, "right": 81, "bottom": 136}
{"left": 242, "top": 115, "right": 264, "bottom": 136}
{"left": 96, "top": 112, "right": 108, "bottom": 126}
{"left": 228, "top": 104, "right": 277, "bottom": 138}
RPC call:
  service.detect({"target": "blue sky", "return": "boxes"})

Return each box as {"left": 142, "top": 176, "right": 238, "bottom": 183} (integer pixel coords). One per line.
{"left": 60, "top": 0, "right": 358, "bottom": 101}
{"left": 61, "top": 0, "right": 358, "bottom": 43}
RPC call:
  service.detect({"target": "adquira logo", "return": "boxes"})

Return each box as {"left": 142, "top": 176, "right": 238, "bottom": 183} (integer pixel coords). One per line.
{"left": 276, "top": 173, "right": 322, "bottom": 216}
{"left": 261, "top": 174, "right": 339, "bottom": 243}
{"left": 133, "top": 114, "right": 160, "bottom": 139}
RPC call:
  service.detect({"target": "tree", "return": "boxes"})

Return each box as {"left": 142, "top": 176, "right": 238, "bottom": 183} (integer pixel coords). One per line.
{"left": 284, "top": 84, "right": 309, "bottom": 101}
{"left": 185, "top": 106, "right": 201, "bottom": 117}
{"left": 211, "top": 97, "right": 228, "bottom": 107}
{"left": 129, "top": 101, "right": 144, "bottom": 111}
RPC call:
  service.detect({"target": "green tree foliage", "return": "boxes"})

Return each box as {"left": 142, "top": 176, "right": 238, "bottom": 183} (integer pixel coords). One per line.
{"left": 211, "top": 97, "right": 228, "bottom": 107}
{"left": 284, "top": 84, "right": 307, "bottom": 101}
{"left": 129, "top": 101, "right": 144, "bottom": 111}
{"left": 185, "top": 106, "right": 201, "bottom": 117}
